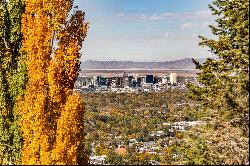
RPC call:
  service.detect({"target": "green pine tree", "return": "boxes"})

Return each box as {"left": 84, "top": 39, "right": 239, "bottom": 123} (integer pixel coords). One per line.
{"left": 0, "top": 0, "right": 26, "bottom": 164}
{"left": 182, "top": 0, "right": 249, "bottom": 164}
{"left": 188, "top": 0, "right": 249, "bottom": 132}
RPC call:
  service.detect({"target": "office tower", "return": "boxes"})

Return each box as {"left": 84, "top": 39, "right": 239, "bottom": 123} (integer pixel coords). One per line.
{"left": 146, "top": 75, "right": 154, "bottom": 83}
{"left": 170, "top": 73, "right": 177, "bottom": 85}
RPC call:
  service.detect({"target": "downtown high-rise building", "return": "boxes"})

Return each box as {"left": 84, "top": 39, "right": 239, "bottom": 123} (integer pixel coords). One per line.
{"left": 170, "top": 73, "right": 177, "bottom": 85}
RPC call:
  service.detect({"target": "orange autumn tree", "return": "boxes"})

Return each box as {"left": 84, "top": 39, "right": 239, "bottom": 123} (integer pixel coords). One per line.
{"left": 18, "top": 0, "right": 88, "bottom": 164}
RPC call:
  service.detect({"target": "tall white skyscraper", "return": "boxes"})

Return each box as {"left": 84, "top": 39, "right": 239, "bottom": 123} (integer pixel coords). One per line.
{"left": 170, "top": 73, "right": 177, "bottom": 85}
{"left": 92, "top": 76, "right": 97, "bottom": 86}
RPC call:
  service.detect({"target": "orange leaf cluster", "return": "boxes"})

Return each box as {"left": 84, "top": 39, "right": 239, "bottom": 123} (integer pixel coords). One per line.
{"left": 18, "top": 0, "right": 88, "bottom": 164}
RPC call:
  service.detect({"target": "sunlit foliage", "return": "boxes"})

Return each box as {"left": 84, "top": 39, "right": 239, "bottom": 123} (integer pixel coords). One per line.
{"left": 18, "top": 0, "right": 88, "bottom": 164}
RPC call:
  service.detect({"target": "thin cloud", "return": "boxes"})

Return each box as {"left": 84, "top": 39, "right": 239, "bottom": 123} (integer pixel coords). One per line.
{"left": 180, "top": 22, "right": 198, "bottom": 29}
{"left": 116, "top": 10, "right": 212, "bottom": 21}
{"left": 148, "top": 15, "right": 163, "bottom": 21}
{"left": 116, "top": 13, "right": 125, "bottom": 17}
{"left": 180, "top": 21, "right": 212, "bottom": 29}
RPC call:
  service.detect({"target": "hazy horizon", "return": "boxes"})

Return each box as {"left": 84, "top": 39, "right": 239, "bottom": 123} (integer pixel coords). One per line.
{"left": 80, "top": 57, "right": 208, "bottom": 63}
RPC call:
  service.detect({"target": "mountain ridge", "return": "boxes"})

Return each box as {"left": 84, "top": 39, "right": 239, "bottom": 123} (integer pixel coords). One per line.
{"left": 80, "top": 58, "right": 207, "bottom": 70}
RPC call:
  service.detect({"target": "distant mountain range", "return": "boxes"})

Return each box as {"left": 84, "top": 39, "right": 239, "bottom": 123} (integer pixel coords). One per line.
{"left": 80, "top": 58, "right": 207, "bottom": 70}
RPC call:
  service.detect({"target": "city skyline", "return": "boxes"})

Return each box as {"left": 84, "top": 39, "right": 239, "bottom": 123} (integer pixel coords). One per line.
{"left": 75, "top": 0, "right": 215, "bottom": 62}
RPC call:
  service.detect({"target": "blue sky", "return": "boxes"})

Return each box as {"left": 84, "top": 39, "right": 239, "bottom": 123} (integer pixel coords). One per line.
{"left": 74, "top": 0, "right": 215, "bottom": 62}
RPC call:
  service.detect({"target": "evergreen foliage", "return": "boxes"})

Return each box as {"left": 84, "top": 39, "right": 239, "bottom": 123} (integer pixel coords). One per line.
{"left": 185, "top": 0, "right": 249, "bottom": 164}
{"left": 0, "top": 0, "right": 26, "bottom": 164}
{"left": 188, "top": 0, "right": 249, "bottom": 132}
